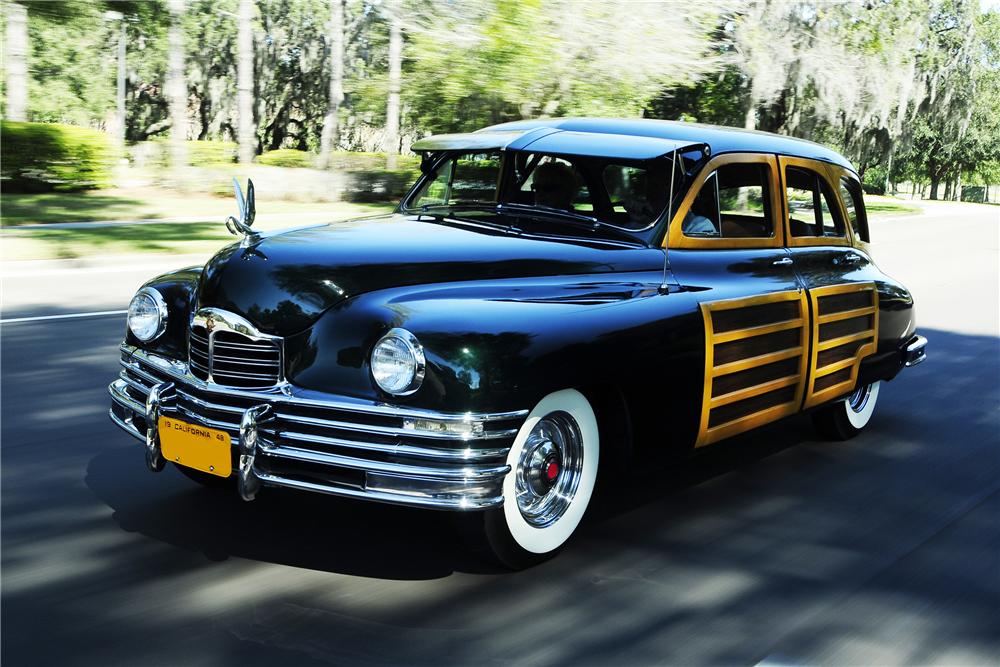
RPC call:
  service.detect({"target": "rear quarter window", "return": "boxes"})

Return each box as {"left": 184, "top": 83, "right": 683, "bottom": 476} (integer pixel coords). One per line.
{"left": 839, "top": 177, "right": 870, "bottom": 242}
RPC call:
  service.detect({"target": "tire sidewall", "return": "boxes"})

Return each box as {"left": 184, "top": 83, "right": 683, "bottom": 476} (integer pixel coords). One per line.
{"left": 844, "top": 380, "right": 880, "bottom": 430}
{"left": 500, "top": 389, "right": 600, "bottom": 555}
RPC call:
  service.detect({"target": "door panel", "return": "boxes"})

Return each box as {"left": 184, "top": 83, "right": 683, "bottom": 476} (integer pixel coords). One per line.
{"left": 696, "top": 289, "right": 809, "bottom": 447}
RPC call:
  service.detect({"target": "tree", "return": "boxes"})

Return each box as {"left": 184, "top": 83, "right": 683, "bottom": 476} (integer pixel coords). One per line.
{"left": 167, "top": 0, "right": 188, "bottom": 171}
{"left": 318, "top": 0, "right": 344, "bottom": 168}
{"left": 237, "top": 0, "right": 255, "bottom": 163}
{"left": 383, "top": 0, "right": 402, "bottom": 169}
{"left": 4, "top": 1, "right": 28, "bottom": 121}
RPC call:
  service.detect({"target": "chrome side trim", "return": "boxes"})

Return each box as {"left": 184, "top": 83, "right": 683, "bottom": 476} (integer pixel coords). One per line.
{"left": 270, "top": 429, "right": 509, "bottom": 463}
{"left": 258, "top": 443, "right": 511, "bottom": 481}
{"left": 121, "top": 344, "right": 528, "bottom": 425}
{"left": 252, "top": 470, "right": 504, "bottom": 510}
{"left": 904, "top": 334, "right": 928, "bottom": 367}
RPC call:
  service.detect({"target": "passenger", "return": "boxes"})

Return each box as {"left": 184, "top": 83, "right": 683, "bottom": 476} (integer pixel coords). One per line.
{"left": 531, "top": 161, "right": 577, "bottom": 211}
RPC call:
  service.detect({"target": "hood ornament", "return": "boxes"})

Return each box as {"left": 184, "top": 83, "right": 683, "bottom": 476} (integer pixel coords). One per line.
{"left": 225, "top": 177, "right": 257, "bottom": 244}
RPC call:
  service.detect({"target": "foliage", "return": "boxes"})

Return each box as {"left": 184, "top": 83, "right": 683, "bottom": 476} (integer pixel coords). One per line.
{"left": 1, "top": 0, "right": 998, "bottom": 197}
{"left": 342, "top": 168, "right": 418, "bottom": 202}
{"left": 258, "top": 148, "right": 314, "bottom": 167}
{"left": 1, "top": 121, "right": 114, "bottom": 192}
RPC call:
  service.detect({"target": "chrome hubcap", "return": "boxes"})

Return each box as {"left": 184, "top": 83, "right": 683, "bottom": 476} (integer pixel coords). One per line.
{"left": 514, "top": 411, "right": 584, "bottom": 528}
{"left": 848, "top": 383, "right": 873, "bottom": 413}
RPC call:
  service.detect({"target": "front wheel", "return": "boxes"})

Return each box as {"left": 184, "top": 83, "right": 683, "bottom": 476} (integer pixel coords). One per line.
{"left": 477, "top": 389, "right": 600, "bottom": 569}
{"left": 811, "top": 381, "right": 881, "bottom": 440}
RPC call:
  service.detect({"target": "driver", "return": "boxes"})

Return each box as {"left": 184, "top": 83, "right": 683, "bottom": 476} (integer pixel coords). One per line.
{"left": 531, "top": 161, "right": 577, "bottom": 211}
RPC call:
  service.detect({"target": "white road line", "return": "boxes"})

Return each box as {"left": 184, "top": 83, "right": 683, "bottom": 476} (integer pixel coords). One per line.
{"left": 0, "top": 310, "right": 127, "bottom": 324}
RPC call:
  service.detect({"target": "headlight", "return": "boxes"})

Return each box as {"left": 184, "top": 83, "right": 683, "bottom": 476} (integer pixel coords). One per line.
{"left": 127, "top": 287, "right": 168, "bottom": 342}
{"left": 371, "top": 328, "right": 425, "bottom": 396}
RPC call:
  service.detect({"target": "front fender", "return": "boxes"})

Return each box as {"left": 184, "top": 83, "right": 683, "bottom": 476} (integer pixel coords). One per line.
{"left": 124, "top": 266, "right": 203, "bottom": 359}
{"left": 283, "top": 275, "right": 706, "bottom": 422}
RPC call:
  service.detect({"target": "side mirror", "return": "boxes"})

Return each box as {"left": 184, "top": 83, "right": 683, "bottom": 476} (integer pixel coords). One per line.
{"left": 226, "top": 177, "right": 256, "bottom": 236}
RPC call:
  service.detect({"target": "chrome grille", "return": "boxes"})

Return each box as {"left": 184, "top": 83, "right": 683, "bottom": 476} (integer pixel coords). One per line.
{"left": 189, "top": 310, "right": 282, "bottom": 389}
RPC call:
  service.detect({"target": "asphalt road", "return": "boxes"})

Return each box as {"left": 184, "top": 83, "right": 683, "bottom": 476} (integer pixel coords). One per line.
{"left": 2, "top": 201, "right": 998, "bottom": 666}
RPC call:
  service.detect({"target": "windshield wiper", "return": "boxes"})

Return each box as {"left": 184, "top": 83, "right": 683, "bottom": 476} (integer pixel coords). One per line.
{"left": 419, "top": 201, "right": 498, "bottom": 214}
{"left": 496, "top": 203, "right": 640, "bottom": 243}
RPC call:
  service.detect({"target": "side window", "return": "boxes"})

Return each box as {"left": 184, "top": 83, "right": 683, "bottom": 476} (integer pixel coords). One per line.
{"left": 520, "top": 156, "right": 592, "bottom": 212}
{"left": 683, "top": 162, "right": 773, "bottom": 239}
{"left": 786, "top": 167, "right": 846, "bottom": 238}
{"left": 839, "top": 177, "right": 869, "bottom": 242}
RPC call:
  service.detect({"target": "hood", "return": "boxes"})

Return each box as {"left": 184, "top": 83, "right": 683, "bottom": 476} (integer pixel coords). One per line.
{"left": 196, "top": 214, "right": 658, "bottom": 335}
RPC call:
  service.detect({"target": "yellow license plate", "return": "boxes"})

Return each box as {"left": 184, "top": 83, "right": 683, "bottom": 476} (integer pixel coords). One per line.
{"left": 158, "top": 416, "right": 232, "bottom": 477}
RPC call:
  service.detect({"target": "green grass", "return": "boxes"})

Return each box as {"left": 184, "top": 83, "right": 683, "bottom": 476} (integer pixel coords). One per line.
{"left": 0, "top": 188, "right": 391, "bottom": 226}
{"left": 0, "top": 187, "right": 394, "bottom": 259}
{"left": 864, "top": 196, "right": 922, "bottom": 218}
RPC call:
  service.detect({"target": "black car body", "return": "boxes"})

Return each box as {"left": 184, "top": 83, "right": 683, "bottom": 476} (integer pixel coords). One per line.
{"left": 109, "top": 118, "right": 927, "bottom": 567}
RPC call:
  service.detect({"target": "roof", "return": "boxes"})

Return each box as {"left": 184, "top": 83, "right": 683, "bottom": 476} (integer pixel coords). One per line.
{"left": 478, "top": 117, "right": 856, "bottom": 172}
{"left": 411, "top": 127, "right": 703, "bottom": 161}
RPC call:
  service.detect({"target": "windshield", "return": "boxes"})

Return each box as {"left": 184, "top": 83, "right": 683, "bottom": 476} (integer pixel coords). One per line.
{"left": 405, "top": 149, "right": 685, "bottom": 234}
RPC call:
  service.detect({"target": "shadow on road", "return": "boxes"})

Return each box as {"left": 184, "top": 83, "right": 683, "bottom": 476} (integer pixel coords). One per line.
{"left": 3, "top": 322, "right": 998, "bottom": 665}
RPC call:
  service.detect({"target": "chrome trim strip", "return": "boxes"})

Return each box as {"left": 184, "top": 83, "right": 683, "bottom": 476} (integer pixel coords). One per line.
{"left": 272, "top": 411, "right": 519, "bottom": 441}
{"left": 109, "top": 379, "right": 146, "bottom": 414}
{"left": 258, "top": 443, "right": 511, "bottom": 481}
{"left": 122, "top": 345, "right": 529, "bottom": 423}
{"left": 904, "top": 334, "right": 928, "bottom": 367}
{"left": 253, "top": 470, "right": 504, "bottom": 511}
{"left": 272, "top": 429, "right": 509, "bottom": 463}
{"left": 108, "top": 408, "right": 146, "bottom": 443}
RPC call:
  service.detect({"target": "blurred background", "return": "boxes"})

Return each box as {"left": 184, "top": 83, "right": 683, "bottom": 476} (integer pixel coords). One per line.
{"left": 1, "top": 0, "right": 998, "bottom": 261}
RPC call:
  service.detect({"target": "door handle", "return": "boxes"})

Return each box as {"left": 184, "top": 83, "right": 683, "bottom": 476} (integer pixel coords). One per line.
{"left": 772, "top": 257, "right": 793, "bottom": 266}
{"left": 833, "top": 253, "right": 863, "bottom": 266}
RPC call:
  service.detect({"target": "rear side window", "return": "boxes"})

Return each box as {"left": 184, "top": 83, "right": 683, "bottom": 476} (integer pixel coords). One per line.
{"left": 839, "top": 177, "right": 870, "bottom": 242}
{"left": 683, "top": 163, "right": 774, "bottom": 239}
{"left": 786, "top": 167, "right": 845, "bottom": 238}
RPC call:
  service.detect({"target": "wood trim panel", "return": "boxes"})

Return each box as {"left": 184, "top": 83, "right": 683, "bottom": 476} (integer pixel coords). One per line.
{"left": 778, "top": 156, "right": 854, "bottom": 248}
{"left": 696, "top": 290, "right": 809, "bottom": 447}
{"left": 803, "top": 282, "right": 880, "bottom": 408}
{"left": 665, "top": 153, "right": 785, "bottom": 250}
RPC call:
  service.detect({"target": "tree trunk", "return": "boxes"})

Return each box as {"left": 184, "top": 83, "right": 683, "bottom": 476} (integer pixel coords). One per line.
{"left": 167, "top": 0, "right": 188, "bottom": 172}
{"left": 743, "top": 102, "right": 756, "bottom": 131}
{"left": 237, "top": 0, "right": 255, "bottom": 164}
{"left": 943, "top": 178, "right": 953, "bottom": 201}
{"left": 384, "top": 0, "right": 402, "bottom": 170}
{"left": 318, "top": 0, "right": 345, "bottom": 169}
{"left": 884, "top": 146, "right": 894, "bottom": 195}
{"left": 4, "top": 2, "right": 28, "bottom": 121}
{"left": 954, "top": 172, "right": 962, "bottom": 201}
{"left": 929, "top": 176, "right": 940, "bottom": 200}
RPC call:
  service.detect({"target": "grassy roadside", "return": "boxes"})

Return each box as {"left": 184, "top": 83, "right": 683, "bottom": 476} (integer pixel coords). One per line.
{"left": 1, "top": 189, "right": 927, "bottom": 261}
{"left": 1, "top": 189, "right": 394, "bottom": 260}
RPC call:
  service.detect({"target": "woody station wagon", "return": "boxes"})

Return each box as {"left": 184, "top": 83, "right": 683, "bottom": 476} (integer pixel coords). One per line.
{"left": 109, "top": 118, "right": 927, "bottom": 568}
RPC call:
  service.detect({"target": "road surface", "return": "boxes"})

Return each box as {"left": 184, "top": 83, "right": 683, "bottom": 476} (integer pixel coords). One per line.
{"left": 2, "top": 201, "right": 998, "bottom": 665}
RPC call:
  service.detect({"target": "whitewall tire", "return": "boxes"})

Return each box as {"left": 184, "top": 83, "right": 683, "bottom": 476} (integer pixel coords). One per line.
{"left": 481, "top": 389, "right": 600, "bottom": 568}
{"left": 812, "top": 381, "right": 881, "bottom": 440}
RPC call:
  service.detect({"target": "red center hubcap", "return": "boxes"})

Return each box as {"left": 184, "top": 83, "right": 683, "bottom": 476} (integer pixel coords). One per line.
{"left": 545, "top": 461, "right": 560, "bottom": 482}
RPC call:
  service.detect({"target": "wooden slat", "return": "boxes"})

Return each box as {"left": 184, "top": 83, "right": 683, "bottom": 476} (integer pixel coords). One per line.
{"left": 814, "top": 355, "right": 861, "bottom": 377}
{"left": 713, "top": 346, "right": 804, "bottom": 376}
{"left": 818, "top": 305, "right": 876, "bottom": 324}
{"left": 712, "top": 318, "right": 804, "bottom": 344}
{"left": 700, "top": 401, "right": 799, "bottom": 446}
{"left": 709, "top": 375, "right": 801, "bottom": 408}
{"left": 817, "top": 330, "right": 874, "bottom": 352}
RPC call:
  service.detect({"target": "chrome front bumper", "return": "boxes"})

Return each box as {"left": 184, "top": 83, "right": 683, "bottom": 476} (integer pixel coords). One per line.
{"left": 109, "top": 345, "right": 526, "bottom": 510}
{"left": 903, "top": 334, "right": 928, "bottom": 367}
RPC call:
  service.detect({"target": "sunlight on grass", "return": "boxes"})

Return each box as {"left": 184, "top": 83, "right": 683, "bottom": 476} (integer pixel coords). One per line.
{"left": 0, "top": 188, "right": 392, "bottom": 226}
